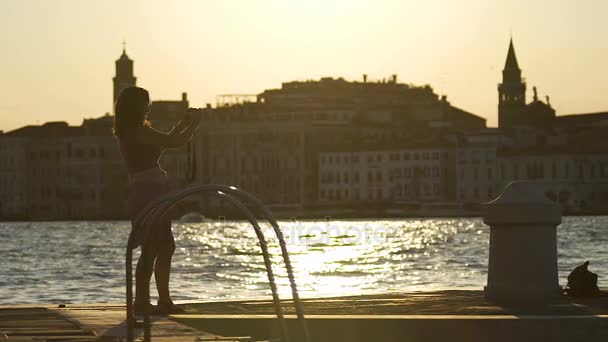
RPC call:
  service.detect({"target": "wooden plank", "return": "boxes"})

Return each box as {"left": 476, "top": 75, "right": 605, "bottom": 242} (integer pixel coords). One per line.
{"left": 2, "top": 329, "right": 92, "bottom": 336}
{"left": 1, "top": 305, "right": 256, "bottom": 342}
{"left": 54, "top": 306, "right": 234, "bottom": 341}
{"left": 0, "top": 308, "right": 95, "bottom": 342}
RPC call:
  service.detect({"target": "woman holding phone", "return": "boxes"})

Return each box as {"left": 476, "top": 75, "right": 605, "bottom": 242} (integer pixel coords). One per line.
{"left": 113, "top": 86, "right": 201, "bottom": 314}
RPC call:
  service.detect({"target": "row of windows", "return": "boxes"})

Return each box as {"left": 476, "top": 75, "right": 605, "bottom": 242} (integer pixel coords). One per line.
{"left": 320, "top": 171, "right": 362, "bottom": 184}
{"left": 215, "top": 156, "right": 306, "bottom": 171}
{"left": 29, "top": 167, "right": 107, "bottom": 180}
{"left": 462, "top": 162, "right": 608, "bottom": 182}
{"left": 322, "top": 149, "right": 501, "bottom": 166}
{"left": 320, "top": 182, "right": 444, "bottom": 201}
{"left": 30, "top": 147, "right": 107, "bottom": 161}
{"left": 320, "top": 188, "right": 358, "bottom": 201}
{"left": 33, "top": 187, "right": 104, "bottom": 201}
{"left": 389, "top": 151, "right": 444, "bottom": 161}
{"left": 460, "top": 167, "right": 494, "bottom": 182}
{"left": 392, "top": 183, "right": 442, "bottom": 197}
{"left": 320, "top": 188, "right": 386, "bottom": 201}
{"left": 320, "top": 151, "right": 447, "bottom": 165}
{"left": 321, "top": 166, "right": 448, "bottom": 185}
{"left": 390, "top": 167, "right": 445, "bottom": 179}
{"left": 321, "top": 155, "right": 361, "bottom": 164}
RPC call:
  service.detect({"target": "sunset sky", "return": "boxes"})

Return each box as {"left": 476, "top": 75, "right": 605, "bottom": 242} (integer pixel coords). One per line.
{"left": 1, "top": 0, "right": 607, "bottom": 131}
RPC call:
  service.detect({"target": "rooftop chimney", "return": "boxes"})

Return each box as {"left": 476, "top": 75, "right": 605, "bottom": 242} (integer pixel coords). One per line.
{"left": 182, "top": 92, "right": 188, "bottom": 102}
{"left": 363, "top": 74, "right": 368, "bottom": 83}
{"left": 392, "top": 74, "right": 397, "bottom": 83}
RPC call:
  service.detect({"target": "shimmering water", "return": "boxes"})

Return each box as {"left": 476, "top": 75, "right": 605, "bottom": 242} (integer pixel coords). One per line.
{"left": 1, "top": 217, "right": 606, "bottom": 304}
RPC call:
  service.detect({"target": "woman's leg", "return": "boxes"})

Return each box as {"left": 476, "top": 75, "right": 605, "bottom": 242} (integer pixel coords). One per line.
{"left": 155, "top": 218, "right": 176, "bottom": 305}
{"left": 134, "top": 244, "right": 157, "bottom": 308}
{"left": 154, "top": 232, "right": 175, "bottom": 304}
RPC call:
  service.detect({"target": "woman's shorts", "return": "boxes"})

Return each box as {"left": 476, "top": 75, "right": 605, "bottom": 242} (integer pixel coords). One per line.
{"left": 126, "top": 170, "right": 174, "bottom": 251}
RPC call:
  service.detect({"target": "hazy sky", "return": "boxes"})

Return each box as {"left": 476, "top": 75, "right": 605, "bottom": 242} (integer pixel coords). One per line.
{"left": 1, "top": 0, "right": 607, "bottom": 131}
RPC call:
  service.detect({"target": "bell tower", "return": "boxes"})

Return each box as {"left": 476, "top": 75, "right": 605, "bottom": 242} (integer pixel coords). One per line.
{"left": 113, "top": 41, "right": 136, "bottom": 109}
{"left": 498, "top": 38, "right": 526, "bottom": 129}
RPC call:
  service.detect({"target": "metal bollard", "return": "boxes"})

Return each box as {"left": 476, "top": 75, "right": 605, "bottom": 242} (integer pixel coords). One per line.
{"left": 483, "top": 181, "right": 562, "bottom": 303}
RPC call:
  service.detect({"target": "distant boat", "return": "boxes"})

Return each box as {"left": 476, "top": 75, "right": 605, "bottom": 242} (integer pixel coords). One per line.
{"left": 178, "top": 211, "right": 209, "bottom": 222}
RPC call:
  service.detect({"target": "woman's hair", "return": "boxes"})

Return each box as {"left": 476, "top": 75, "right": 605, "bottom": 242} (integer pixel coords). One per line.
{"left": 113, "top": 86, "right": 151, "bottom": 137}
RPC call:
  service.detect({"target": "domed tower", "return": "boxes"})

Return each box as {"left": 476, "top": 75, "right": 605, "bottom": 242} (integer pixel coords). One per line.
{"left": 113, "top": 43, "right": 137, "bottom": 109}
{"left": 498, "top": 38, "right": 526, "bottom": 129}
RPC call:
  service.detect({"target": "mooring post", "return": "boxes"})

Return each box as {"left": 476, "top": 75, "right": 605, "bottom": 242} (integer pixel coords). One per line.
{"left": 483, "top": 181, "right": 562, "bottom": 303}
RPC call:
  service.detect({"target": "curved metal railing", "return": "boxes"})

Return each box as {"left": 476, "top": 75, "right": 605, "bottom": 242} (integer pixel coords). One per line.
{"left": 126, "top": 184, "right": 310, "bottom": 342}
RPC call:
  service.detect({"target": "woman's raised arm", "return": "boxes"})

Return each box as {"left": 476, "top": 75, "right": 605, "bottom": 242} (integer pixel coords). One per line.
{"left": 135, "top": 118, "right": 199, "bottom": 148}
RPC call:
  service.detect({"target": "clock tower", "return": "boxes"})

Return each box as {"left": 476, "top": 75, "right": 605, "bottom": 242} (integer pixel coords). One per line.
{"left": 113, "top": 42, "right": 136, "bottom": 109}
{"left": 498, "top": 38, "right": 526, "bottom": 129}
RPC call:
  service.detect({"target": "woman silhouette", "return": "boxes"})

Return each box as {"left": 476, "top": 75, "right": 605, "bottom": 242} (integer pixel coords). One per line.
{"left": 114, "top": 86, "right": 200, "bottom": 314}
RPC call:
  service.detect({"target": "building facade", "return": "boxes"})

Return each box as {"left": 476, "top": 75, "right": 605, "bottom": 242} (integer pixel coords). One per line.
{"left": 494, "top": 150, "right": 608, "bottom": 213}
{"left": 0, "top": 118, "right": 129, "bottom": 220}
{"left": 195, "top": 76, "right": 486, "bottom": 212}
{"left": 3, "top": 41, "right": 607, "bottom": 219}
{"left": 0, "top": 136, "right": 29, "bottom": 219}
{"left": 318, "top": 145, "right": 457, "bottom": 205}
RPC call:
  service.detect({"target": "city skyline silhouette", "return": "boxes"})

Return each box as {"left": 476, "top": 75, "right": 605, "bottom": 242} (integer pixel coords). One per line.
{"left": 1, "top": 0, "right": 608, "bottom": 131}
{"left": 2, "top": 3, "right": 608, "bottom": 340}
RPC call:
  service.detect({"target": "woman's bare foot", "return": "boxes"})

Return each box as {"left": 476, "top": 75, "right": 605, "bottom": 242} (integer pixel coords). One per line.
{"left": 156, "top": 300, "right": 186, "bottom": 314}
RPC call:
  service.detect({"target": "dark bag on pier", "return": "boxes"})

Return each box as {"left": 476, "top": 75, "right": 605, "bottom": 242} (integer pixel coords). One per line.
{"left": 565, "top": 261, "right": 599, "bottom": 297}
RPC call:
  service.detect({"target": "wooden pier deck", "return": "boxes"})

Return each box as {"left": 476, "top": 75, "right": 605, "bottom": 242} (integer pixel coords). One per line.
{"left": 3, "top": 290, "right": 608, "bottom": 341}
{"left": 0, "top": 304, "right": 251, "bottom": 341}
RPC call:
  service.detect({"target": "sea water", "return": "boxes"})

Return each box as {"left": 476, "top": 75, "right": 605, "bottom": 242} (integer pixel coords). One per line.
{"left": 0, "top": 217, "right": 606, "bottom": 304}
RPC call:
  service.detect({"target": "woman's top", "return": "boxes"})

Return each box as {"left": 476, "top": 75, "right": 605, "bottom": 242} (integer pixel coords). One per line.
{"left": 117, "top": 132, "right": 164, "bottom": 176}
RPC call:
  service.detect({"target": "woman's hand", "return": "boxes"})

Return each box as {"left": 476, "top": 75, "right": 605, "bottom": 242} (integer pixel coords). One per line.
{"left": 136, "top": 109, "right": 202, "bottom": 148}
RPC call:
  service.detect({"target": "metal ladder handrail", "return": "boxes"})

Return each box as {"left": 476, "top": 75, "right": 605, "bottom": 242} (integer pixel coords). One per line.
{"left": 127, "top": 187, "right": 288, "bottom": 342}
{"left": 217, "top": 187, "right": 311, "bottom": 342}
{"left": 135, "top": 185, "right": 310, "bottom": 341}
{"left": 126, "top": 184, "right": 310, "bottom": 342}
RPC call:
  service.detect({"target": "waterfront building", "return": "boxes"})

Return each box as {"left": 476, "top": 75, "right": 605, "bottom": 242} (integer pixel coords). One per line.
{"left": 492, "top": 38, "right": 608, "bottom": 212}
{"left": 318, "top": 143, "right": 457, "bottom": 206}
{"left": 494, "top": 128, "right": 608, "bottom": 213}
{"left": 0, "top": 48, "right": 193, "bottom": 220}
{"left": 196, "top": 118, "right": 390, "bottom": 210}
{"left": 453, "top": 129, "right": 507, "bottom": 204}
{"left": 0, "top": 117, "right": 128, "bottom": 220}
{"left": 3, "top": 41, "right": 607, "bottom": 219}
{"left": 0, "top": 135, "right": 29, "bottom": 219}
{"left": 195, "top": 77, "right": 485, "bottom": 211}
